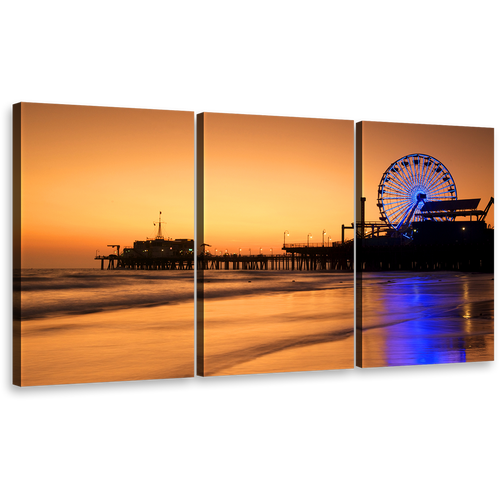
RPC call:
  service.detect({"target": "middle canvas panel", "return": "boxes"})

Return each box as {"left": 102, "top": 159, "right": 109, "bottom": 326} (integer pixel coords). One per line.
{"left": 197, "top": 113, "right": 354, "bottom": 376}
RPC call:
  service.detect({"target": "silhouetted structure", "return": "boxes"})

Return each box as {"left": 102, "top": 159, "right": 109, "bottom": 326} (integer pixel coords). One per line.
{"left": 356, "top": 196, "right": 494, "bottom": 272}
{"left": 95, "top": 212, "right": 194, "bottom": 270}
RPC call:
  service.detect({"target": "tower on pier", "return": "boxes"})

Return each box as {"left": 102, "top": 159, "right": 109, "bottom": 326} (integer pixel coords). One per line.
{"left": 154, "top": 211, "right": 164, "bottom": 240}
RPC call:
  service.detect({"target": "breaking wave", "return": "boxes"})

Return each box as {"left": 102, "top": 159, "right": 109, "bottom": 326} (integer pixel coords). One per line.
{"left": 16, "top": 269, "right": 352, "bottom": 320}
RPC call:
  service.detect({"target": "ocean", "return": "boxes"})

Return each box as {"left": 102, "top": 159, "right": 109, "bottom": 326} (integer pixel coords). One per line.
{"left": 14, "top": 269, "right": 490, "bottom": 385}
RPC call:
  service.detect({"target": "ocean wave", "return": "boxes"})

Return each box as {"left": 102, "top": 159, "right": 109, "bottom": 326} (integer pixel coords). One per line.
{"left": 17, "top": 269, "right": 348, "bottom": 320}
{"left": 14, "top": 277, "right": 115, "bottom": 292}
{"left": 16, "top": 292, "right": 195, "bottom": 321}
{"left": 204, "top": 328, "right": 353, "bottom": 375}
{"left": 200, "top": 272, "right": 353, "bottom": 300}
{"left": 15, "top": 270, "right": 194, "bottom": 292}
{"left": 16, "top": 273, "right": 195, "bottom": 320}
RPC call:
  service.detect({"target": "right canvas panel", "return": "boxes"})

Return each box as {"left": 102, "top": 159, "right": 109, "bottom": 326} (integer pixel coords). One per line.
{"left": 356, "top": 121, "right": 494, "bottom": 368}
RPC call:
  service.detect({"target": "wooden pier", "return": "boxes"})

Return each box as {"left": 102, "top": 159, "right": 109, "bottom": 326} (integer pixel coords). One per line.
{"left": 95, "top": 242, "right": 353, "bottom": 272}
{"left": 95, "top": 230, "right": 498, "bottom": 272}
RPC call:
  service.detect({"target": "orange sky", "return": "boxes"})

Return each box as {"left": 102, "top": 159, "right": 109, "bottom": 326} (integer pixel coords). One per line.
{"left": 19, "top": 103, "right": 194, "bottom": 268}
{"left": 203, "top": 113, "right": 354, "bottom": 255}
{"left": 22, "top": 111, "right": 487, "bottom": 267}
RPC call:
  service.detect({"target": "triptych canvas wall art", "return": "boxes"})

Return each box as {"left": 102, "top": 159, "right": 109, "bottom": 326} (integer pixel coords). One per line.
{"left": 13, "top": 103, "right": 494, "bottom": 387}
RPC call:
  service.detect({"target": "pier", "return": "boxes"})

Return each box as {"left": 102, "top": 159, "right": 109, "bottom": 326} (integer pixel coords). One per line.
{"left": 95, "top": 232, "right": 493, "bottom": 273}
{"left": 93, "top": 183, "right": 493, "bottom": 274}
{"left": 96, "top": 247, "right": 353, "bottom": 272}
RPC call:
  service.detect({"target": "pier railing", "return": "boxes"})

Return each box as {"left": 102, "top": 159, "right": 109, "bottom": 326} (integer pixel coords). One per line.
{"left": 284, "top": 242, "right": 343, "bottom": 248}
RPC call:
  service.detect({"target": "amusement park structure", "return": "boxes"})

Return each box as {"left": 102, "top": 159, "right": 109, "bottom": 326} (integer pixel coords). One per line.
{"left": 342, "top": 153, "right": 495, "bottom": 246}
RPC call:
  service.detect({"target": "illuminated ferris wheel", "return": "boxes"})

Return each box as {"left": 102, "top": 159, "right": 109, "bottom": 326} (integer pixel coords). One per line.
{"left": 378, "top": 153, "right": 457, "bottom": 233}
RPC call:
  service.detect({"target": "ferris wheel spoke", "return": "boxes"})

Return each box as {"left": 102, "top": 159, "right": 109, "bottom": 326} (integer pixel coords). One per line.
{"left": 383, "top": 197, "right": 414, "bottom": 205}
{"left": 397, "top": 204, "right": 416, "bottom": 228}
{"left": 425, "top": 173, "right": 440, "bottom": 193}
{"left": 417, "top": 155, "right": 426, "bottom": 181}
{"left": 385, "top": 194, "right": 407, "bottom": 204}
{"left": 426, "top": 171, "right": 453, "bottom": 195}
{"left": 389, "top": 202, "right": 413, "bottom": 222}
{"left": 383, "top": 197, "right": 413, "bottom": 208}
{"left": 391, "top": 166, "right": 413, "bottom": 192}
{"left": 412, "top": 156, "right": 423, "bottom": 186}
{"left": 418, "top": 156, "right": 432, "bottom": 189}
{"left": 426, "top": 185, "right": 454, "bottom": 201}
{"left": 432, "top": 188, "right": 454, "bottom": 199}
{"left": 422, "top": 165, "right": 434, "bottom": 188}
{"left": 411, "top": 156, "right": 421, "bottom": 185}
{"left": 384, "top": 188, "right": 409, "bottom": 198}
{"left": 393, "top": 200, "right": 412, "bottom": 214}
{"left": 422, "top": 157, "right": 442, "bottom": 191}
{"left": 385, "top": 191, "right": 409, "bottom": 203}
{"left": 383, "top": 181, "right": 405, "bottom": 192}
{"left": 385, "top": 203, "right": 411, "bottom": 217}
{"left": 385, "top": 180, "right": 411, "bottom": 192}
{"left": 384, "top": 171, "right": 409, "bottom": 191}
{"left": 383, "top": 197, "right": 409, "bottom": 209}
{"left": 422, "top": 157, "right": 438, "bottom": 186}
{"left": 392, "top": 177, "right": 411, "bottom": 193}
{"left": 399, "top": 162, "right": 417, "bottom": 191}
{"left": 427, "top": 176, "right": 454, "bottom": 195}
{"left": 420, "top": 161, "right": 430, "bottom": 187}
{"left": 426, "top": 170, "right": 449, "bottom": 190}
{"left": 429, "top": 164, "right": 456, "bottom": 195}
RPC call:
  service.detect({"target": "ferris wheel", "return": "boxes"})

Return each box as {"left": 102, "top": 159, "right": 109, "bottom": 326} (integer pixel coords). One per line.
{"left": 378, "top": 153, "right": 457, "bottom": 233}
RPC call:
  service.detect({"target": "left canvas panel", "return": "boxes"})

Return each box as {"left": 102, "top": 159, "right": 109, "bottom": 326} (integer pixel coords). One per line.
{"left": 13, "top": 103, "right": 195, "bottom": 386}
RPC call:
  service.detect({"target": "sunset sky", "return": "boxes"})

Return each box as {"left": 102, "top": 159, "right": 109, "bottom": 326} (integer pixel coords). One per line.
{"left": 19, "top": 103, "right": 194, "bottom": 268}
{"left": 203, "top": 113, "right": 354, "bottom": 255}
{"left": 21, "top": 110, "right": 488, "bottom": 268}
